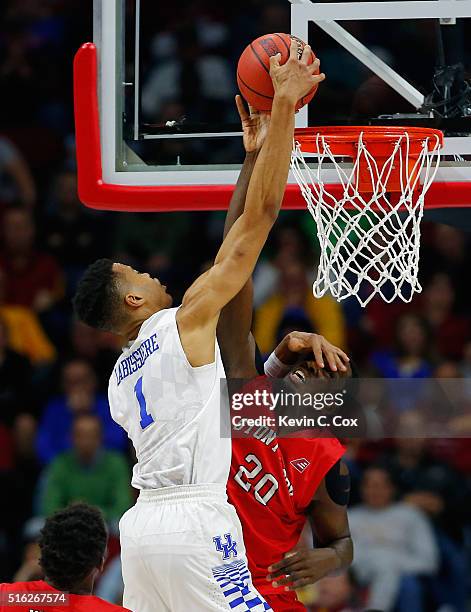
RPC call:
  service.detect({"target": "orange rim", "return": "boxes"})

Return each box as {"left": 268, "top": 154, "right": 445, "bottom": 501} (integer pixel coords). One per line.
{"left": 294, "top": 125, "right": 444, "bottom": 155}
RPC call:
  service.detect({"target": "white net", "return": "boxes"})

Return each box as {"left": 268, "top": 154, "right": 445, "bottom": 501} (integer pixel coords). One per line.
{"left": 291, "top": 129, "right": 442, "bottom": 307}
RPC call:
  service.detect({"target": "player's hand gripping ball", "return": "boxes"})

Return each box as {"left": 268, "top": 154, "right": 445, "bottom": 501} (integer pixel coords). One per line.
{"left": 237, "top": 33, "right": 320, "bottom": 112}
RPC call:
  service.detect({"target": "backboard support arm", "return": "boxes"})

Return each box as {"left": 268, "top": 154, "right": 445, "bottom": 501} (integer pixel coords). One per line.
{"left": 290, "top": 0, "right": 471, "bottom": 126}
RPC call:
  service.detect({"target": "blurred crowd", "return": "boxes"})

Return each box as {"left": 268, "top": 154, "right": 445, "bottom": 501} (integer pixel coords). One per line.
{"left": 0, "top": 1, "right": 470, "bottom": 611}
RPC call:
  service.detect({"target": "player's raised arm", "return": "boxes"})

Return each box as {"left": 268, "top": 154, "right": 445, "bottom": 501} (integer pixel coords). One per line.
{"left": 178, "top": 41, "right": 325, "bottom": 365}
{"left": 217, "top": 98, "right": 269, "bottom": 378}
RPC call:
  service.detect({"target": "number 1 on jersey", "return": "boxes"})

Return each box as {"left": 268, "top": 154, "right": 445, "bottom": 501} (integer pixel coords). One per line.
{"left": 134, "top": 377, "right": 155, "bottom": 429}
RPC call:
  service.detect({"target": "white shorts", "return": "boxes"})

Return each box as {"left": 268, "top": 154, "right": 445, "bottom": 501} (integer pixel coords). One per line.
{"left": 119, "top": 483, "right": 272, "bottom": 612}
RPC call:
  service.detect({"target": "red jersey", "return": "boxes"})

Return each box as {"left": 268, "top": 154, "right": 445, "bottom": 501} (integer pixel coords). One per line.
{"left": 0, "top": 581, "right": 131, "bottom": 612}
{"left": 228, "top": 424, "right": 345, "bottom": 601}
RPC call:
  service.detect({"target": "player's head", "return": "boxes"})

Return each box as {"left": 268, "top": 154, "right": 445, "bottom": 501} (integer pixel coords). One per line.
{"left": 73, "top": 258, "right": 172, "bottom": 334}
{"left": 38, "top": 503, "right": 107, "bottom": 593}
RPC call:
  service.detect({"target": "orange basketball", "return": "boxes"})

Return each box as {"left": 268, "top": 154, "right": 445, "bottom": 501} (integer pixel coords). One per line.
{"left": 237, "top": 33, "right": 318, "bottom": 112}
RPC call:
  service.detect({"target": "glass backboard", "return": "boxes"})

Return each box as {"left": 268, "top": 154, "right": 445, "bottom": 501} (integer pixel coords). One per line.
{"left": 74, "top": 0, "right": 471, "bottom": 216}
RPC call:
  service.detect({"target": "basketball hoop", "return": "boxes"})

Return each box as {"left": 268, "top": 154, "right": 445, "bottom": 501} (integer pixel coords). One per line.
{"left": 291, "top": 126, "right": 444, "bottom": 306}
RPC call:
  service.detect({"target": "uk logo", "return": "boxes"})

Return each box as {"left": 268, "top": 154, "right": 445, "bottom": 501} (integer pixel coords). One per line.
{"left": 213, "top": 533, "right": 238, "bottom": 560}
{"left": 290, "top": 458, "right": 310, "bottom": 473}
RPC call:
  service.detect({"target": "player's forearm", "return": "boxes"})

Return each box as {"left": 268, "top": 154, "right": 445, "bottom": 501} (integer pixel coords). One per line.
{"left": 223, "top": 151, "right": 258, "bottom": 239}
{"left": 214, "top": 95, "right": 295, "bottom": 265}
{"left": 267, "top": 535, "right": 353, "bottom": 590}
{"left": 218, "top": 153, "right": 259, "bottom": 365}
{"left": 273, "top": 332, "right": 301, "bottom": 365}
{"left": 243, "top": 94, "right": 295, "bottom": 223}
{"left": 324, "top": 536, "right": 354, "bottom": 572}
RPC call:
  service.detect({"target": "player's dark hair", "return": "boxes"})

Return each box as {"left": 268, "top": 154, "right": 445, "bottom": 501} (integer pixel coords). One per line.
{"left": 72, "top": 258, "right": 121, "bottom": 332}
{"left": 39, "top": 503, "right": 107, "bottom": 591}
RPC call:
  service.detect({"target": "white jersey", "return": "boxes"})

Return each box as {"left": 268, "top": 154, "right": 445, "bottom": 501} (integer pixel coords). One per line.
{"left": 108, "top": 307, "right": 230, "bottom": 490}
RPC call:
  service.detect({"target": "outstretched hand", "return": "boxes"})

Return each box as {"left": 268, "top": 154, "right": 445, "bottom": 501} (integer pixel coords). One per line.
{"left": 267, "top": 547, "right": 340, "bottom": 591}
{"left": 269, "top": 39, "right": 325, "bottom": 105}
{"left": 236, "top": 95, "right": 270, "bottom": 153}
{"left": 278, "top": 331, "right": 350, "bottom": 372}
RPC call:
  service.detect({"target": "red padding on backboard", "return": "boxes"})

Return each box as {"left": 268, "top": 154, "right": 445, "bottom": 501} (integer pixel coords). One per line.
{"left": 74, "top": 43, "right": 471, "bottom": 212}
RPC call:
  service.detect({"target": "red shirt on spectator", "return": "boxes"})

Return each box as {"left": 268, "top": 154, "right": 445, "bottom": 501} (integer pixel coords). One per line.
{"left": 0, "top": 253, "right": 63, "bottom": 310}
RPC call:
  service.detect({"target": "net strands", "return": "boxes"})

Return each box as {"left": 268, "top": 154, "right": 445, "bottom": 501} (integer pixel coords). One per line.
{"left": 291, "top": 129, "right": 442, "bottom": 307}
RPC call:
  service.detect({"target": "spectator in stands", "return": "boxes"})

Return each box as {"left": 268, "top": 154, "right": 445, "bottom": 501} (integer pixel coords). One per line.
{"left": 0, "top": 413, "right": 41, "bottom": 579}
{"left": 0, "top": 136, "right": 36, "bottom": 209}
{"left": 370, "top": 313, "right": 434, "bottom": 378}
{"left": 0, "top": 20, "right": 41, "bottom": 125}
{"left": 36, "top": 358, "right": 127, "bottom": 464}
{"left": 41, "top": 414, "right": 132, "bottom": 526}
{"left": 349, "top": 466, "right": 438, "bottom": 612}
{"left": 420, "top": 224, "right": 471, "bottom": 310}
{"left": 383, "top": 437, "right": 456, "bottom": 499}
{"left": 253, "top": 223, "right": 313, "bottom": 308}
{"left": 429, "top": 361, "right": 471, "bottom": 475}
{"left": 43, "top": 170, "right": 106, "bottom": 288}
{"left": 401, "top": 474, "right": 468, "bottom": 608}
{"left": 0, "top": 207, "right": 64, "bottom": 313}
{"left": 0, "top": 269, "right": 56, "bottom": 366}
{"left": 112, "top": 211, "right": 190, "bottom": 283}
{"left": 382, "top": 434, "right": 467, "bottom": 538}
{"left": 254, "top": 258, "right": 346, "bottom": 355}
{"left": 68, "top": 320, "right": 118, "bottom": 392}
{"left": 421, "top": 273, "right": 470, "bottom": 361}
{"left": 11, "top": 414, "right": 41, "bottom": 517}
{"left": 0, "top": 315, "right": 33, "bottom": 425}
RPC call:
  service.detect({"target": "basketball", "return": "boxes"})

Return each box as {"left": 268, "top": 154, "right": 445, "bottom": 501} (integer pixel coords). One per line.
{"left": 237, "top": 33, "right": 318, "bottom": 112}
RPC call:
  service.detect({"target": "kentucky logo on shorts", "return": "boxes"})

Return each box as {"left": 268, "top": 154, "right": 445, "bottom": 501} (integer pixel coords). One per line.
{"left": 212, "top": 559, "right": 272, "bottom": 611}
{"left": 213, "top": 533, "right": 238, "bottom": 559}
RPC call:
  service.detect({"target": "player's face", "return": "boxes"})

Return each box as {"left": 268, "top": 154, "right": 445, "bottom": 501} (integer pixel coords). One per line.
{"left": 114, "top": 263, "right": 173, "bottom": 311}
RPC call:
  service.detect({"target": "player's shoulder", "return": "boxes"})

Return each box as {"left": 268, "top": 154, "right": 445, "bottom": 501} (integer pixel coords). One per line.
{"left": 0, "top": 580, "right": 46, "bottom": 592}
{"left": 279, "top": 437, "right": 346, "bottom": 490}
{"left": 280, "top": 436, "right": 345, "bottom": 459}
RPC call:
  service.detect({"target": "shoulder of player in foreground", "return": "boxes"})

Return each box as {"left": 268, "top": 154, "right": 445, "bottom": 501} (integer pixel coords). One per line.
{"left": 0, "top": 580, "right": 45, "bottom": 591}
{"left": 73, "top": 594, "right": 132, "bottom": 611}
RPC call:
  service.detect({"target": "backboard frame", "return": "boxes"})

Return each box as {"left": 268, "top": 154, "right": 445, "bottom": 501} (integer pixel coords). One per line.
{"left": 74, "top": 0, "right": 471, "bottom": 211}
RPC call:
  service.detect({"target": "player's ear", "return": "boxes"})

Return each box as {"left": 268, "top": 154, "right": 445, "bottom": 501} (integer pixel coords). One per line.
{"left": 124, "top": 291, "right": 145, "bottom": 309}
